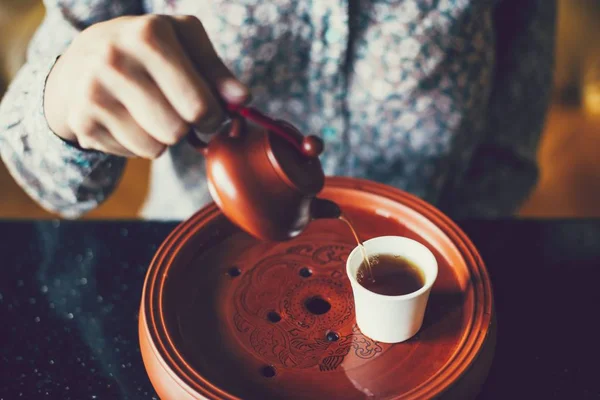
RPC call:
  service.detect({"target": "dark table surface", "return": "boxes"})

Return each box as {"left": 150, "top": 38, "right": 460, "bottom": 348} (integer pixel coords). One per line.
{"left": 1, "top": 219, "right": 599, "bottom": 400}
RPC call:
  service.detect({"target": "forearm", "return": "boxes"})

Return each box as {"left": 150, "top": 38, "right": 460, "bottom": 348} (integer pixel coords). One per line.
{"left": 440, "top": 0, "right": 557, "bottom": 218}
{"left": 0, "top": 0, "right": 142, "bottom": 218}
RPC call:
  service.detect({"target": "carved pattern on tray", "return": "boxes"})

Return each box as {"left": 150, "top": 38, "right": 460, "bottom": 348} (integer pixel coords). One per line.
{"left": 231, "top": 243, "right": 390, "bottom": 371}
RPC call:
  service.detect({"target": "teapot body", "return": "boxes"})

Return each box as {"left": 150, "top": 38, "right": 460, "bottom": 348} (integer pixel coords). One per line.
{"left": 203, "top": 119, "right": 321, "bottom": 241}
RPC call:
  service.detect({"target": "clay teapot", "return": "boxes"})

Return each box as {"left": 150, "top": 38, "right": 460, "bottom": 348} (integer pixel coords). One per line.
{"left": 187, "top": 103, "right": 341, "bottom": 241}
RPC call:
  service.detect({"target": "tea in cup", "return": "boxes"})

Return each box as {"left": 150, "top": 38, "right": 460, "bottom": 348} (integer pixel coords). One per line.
{"left": 346, "top": 236, "right": 438, "bottom": 343}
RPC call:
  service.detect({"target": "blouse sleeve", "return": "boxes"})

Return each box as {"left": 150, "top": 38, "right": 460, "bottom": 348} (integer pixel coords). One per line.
{"left": 345, "top": 0, "right": 556, "bottom": 218}
{"left": 0, "top": 0, "right": 143, "bottom": 218}
{"left": 441, "top": 1, "right": 557, "bottom": 218}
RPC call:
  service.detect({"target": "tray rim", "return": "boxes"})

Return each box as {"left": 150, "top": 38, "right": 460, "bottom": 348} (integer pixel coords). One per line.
{"left": 140, "top": 176, "right": 495, "bottom": 400}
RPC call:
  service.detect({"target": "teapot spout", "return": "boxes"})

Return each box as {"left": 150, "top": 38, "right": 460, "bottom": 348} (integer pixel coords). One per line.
{"left": 310, "top": 198, "right": 341, "bottom": 220}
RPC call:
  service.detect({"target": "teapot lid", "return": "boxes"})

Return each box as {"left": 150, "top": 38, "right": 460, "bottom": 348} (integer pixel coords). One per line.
{"left": 229, "top": 104, "right": 326, "bottom": 195}
{"left": 266, "top": 121, "right": 325, "bottom": 194}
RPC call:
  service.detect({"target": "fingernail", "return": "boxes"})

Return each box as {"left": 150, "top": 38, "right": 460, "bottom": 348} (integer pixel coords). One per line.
{"left": 221, "top": 80, "right": 249, "bottom": 102}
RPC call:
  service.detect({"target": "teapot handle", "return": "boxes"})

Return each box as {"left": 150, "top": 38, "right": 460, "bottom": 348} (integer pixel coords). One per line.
{"left": 226, "top": 103, "right": 324, "bottom": 158}
{"left": 186, "top": 103, "right": 324, "bottom": 158}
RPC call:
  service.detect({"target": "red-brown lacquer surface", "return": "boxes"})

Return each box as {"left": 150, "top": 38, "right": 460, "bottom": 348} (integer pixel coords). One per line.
{"left": 139, "top": 177, "right": 495, "bottom": 400}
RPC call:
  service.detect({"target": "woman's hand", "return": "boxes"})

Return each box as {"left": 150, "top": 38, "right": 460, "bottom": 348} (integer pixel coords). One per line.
{"left": 44, "top": 14, "right": 249, "bottom": 158}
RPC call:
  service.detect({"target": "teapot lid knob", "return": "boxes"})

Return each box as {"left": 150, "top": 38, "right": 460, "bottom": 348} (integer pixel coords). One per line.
{"left": 301, "top": 135, "right": 324, "bottom": 158}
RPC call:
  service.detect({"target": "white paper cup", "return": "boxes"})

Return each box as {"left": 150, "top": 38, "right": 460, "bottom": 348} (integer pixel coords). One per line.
{"left": 346, "top": 236, "right": 438, "bottom": 343}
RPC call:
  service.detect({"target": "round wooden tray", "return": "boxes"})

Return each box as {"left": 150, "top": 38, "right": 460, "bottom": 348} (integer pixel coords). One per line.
{"left": 139, "top": 177, "right": 496, "bottom": 399}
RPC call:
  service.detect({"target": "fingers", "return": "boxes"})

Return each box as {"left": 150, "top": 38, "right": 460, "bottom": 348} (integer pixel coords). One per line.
{"left": 93, "top": 129, "right": 138, "bottom": 158}
{"left": 50, "top": 13, "right": 249, "bottom": 152}
{"left": 120, "top": 15, "right": 226, "bottom": 133}
{"left": 77, "top": 125, "right": 138, "bottom": 158}
{"left": 97, "top": 49, "right": 189, "bottom": 145}
{"left": 171, "top": 15, "right": 251, "bottom": 104}
{"left": 68, "top": 77, "right": 166, "bottom": 159}
{"left": 95, "top": 100, "right": 167, "bottom": 159}
{"left": 66, "top": 107, "right": 138, "bottom": 158}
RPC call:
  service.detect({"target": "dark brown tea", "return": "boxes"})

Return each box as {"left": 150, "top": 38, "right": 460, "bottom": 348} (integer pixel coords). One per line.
{"left": 357, "top": 254, "right": 425, "bottom": 296}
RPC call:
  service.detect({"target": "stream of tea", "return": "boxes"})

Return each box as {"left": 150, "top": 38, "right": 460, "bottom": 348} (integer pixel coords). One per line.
{"left": 339, "top": 214, "right": 375, "bottom": 282}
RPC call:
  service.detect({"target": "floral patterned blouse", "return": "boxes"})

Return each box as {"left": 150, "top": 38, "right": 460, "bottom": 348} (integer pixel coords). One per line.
{"left": 0, "top": 0, "right": 555, "bottom": 220}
